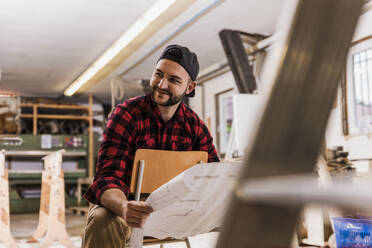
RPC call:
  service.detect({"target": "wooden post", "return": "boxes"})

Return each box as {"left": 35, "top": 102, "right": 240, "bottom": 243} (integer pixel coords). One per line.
{"left": 88, "top": 94, "right": 94, "bottom": 178}
{"left": 0, "top": 150, "right": 18, "bottom": 248}
{"left": 33, "top": 105, "right": 37, "bottom": 135}
{"left": 76, "top": 177, "right": 93, "bottom": 206}
{"left": 30, "top": 169, "right": 50, "bottom": 242}
{"left": 30, "top": 150, "right": 75, "bottom": 248}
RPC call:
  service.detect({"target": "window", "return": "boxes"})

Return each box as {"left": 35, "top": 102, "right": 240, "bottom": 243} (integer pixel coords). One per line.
{"left": 346, "top": 36, "right": 372, "bottom": 135}
{"left": 215, "top": 88, "right": 234, "bottom": 155}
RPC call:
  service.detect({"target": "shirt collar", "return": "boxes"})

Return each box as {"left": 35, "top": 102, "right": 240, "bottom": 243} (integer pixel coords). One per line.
{"left": 146, "top": 92, "right": 185, "bottom": 124}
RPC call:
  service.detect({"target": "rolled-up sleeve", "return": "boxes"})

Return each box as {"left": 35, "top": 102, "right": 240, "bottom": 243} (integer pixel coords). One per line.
{"left": 84, "top": 104, "right": 136, "bottom": 205}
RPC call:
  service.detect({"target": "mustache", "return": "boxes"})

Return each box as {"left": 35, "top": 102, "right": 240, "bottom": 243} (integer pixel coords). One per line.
{"left": 153, "top": 86, "right": 171, "bottom": 95}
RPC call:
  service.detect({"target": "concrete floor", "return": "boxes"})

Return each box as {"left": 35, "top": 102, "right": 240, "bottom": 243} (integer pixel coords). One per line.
{"left": 3, "top": 213, "right": 318, "bottom": 247}
{"left": 2, "top": 212, "right": 86, "bottom": 248}
{"left": 4, "top": 212, "right": 219, "bottom": 248}
{"left": 10, "top": 212, "right": 86, "bottom": 239}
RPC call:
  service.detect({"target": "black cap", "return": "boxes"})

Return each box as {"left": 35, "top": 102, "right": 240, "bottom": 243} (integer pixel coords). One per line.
{"left": 157, "top": 44, "right": 199, "bottom": 97}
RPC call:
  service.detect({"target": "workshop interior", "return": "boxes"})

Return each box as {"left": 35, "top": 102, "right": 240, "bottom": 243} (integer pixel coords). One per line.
{"left": 1, "top": 0, "right": 372, "bottom": 247}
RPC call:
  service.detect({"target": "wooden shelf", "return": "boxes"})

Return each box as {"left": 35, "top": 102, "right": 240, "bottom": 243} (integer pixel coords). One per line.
{"left": 20, "top": 114, "right": 33, "bottom": 118}
{"left": 5, "top": 150, "right": 87, "bottom": 157}
{"left": 21, "top": 103, "right": 89, "bottom": 110}
{"left": 20, "top": 95, "right": 94, "bottom": 178}
{"left": 21, "top": 114, "right": 89, "bottom": 120}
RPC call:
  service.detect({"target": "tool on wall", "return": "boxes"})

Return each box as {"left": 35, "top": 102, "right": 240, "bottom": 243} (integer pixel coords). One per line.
{"left": 219, "top": 29, "right": 270, "bottom": 94}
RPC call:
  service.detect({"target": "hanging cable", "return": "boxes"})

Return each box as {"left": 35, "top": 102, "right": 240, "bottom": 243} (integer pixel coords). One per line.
{"left": 110, "top": 77, "right": 125, "bottom": 110}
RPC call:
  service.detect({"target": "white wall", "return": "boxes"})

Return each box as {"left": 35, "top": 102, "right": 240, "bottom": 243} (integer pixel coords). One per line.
{"left": 191, "top": 10, "right": 372, "bottom": 159}
{"left": 326, "top": 97, "right": 372, "bottom": 160}
{"left": 326, "top": 10, "right": 372, "bottom": 159}
{"left": 188, "top": 85, "right": 203, "bottom": 118}
{"left": 189, "top": 72, "right": 237, "bottom": 152}
{"left": 354, "top": 9, "right": 372, "bottom": 42}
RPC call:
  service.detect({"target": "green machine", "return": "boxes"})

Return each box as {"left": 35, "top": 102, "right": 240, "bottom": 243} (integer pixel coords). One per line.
{"left": 1, "top": 134, "right": 90, "bottom": 213}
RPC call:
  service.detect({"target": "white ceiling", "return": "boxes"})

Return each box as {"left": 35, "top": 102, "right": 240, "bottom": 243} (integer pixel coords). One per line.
{"left": 0, "top": 0, "right": 284, "bottom": 103}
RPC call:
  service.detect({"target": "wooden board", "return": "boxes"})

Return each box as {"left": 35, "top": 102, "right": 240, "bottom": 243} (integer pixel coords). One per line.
{"left": 130, "top": 149, "right": 208, "bottom": 194}
{"left": 30, "top": 170, "right": 50, "bottom": 241}
{"left": 0, "top": 150, "right": 18, "bottom": 247}
{"left": 29, "top": 150, "right": 75, "bottom": 248}
{"left": 76, "top": 177, "right": 93, "bottom": 206}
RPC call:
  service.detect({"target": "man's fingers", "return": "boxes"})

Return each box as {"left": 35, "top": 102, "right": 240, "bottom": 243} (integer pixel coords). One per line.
{"left": 126, "top": 215, "right": 149, "bottom": 225}
{"left": 128, "top": 209, "right": 151, "bottom": 219}
{"left": 126, "top": 219, "right": 148, "bottom": 228}
{"left": 127, "top": 201, "right": 153, "bottom": 213}
{"left": 126, "top": 221, "right": 142, "bottom": 228}
{"left": 126, "top": 215, "right": 142, "bottom": 224}
{"left": 123, "top": 201, "right": 152, "bottom": 227}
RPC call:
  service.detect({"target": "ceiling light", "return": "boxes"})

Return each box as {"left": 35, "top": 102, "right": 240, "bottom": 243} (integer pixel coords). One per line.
{"left": 64, "top": 0, "right": 177, "bottom": 96}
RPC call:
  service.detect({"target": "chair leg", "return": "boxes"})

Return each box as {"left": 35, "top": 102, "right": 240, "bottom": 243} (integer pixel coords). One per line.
{"left": 185, "top": 238, "right": 191, "bottom": 248}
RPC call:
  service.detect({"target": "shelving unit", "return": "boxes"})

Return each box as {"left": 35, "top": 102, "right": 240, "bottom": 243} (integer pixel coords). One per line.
{"left": 19, "top": 94, "right": 94, "bottom": 177}
{"left": 0, "top": 95, "right": 95, "bottom": 212}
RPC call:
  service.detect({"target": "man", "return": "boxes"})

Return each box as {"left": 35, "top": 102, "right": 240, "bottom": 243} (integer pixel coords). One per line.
{"left": 82, "top": 44, "right": 219, "bottom": 247}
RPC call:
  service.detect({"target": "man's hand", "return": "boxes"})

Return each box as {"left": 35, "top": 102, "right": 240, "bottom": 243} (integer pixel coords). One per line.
{"left": 121, "top": 201, "right": 153, "bottom": 228}
{"left": 100, "top": 189, "right": 153, "bottom": 227}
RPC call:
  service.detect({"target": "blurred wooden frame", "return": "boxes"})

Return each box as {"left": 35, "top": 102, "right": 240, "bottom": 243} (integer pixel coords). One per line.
{"left": 130, "top": 149, "right": 208, "bottom": 248}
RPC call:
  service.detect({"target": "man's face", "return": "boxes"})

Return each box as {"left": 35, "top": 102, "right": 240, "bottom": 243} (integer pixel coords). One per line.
{"left": 150, "top": 59, "right": 195, "bottom": 107}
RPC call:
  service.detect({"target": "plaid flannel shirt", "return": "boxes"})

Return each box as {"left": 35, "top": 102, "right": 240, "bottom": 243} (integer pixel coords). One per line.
{"left": 84, "top": 93, "right": 219, "bottom": 205}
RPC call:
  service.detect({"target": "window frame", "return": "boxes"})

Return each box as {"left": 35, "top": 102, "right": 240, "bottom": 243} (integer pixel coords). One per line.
{"left": 344, "top": 35, "right": 372, "bottom": 135}
{"left": 215, "top": 88, "right": 234, "bottom": 156}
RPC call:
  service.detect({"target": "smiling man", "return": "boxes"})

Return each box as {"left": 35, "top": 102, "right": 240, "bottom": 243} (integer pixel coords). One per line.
{"left": 82, "top": 44, "right": 219, "bottom": 248}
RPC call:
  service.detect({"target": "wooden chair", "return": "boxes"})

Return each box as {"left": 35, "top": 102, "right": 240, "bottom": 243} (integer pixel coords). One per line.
{"left": 130, "top": 149, "right": 208, "bottom": 248}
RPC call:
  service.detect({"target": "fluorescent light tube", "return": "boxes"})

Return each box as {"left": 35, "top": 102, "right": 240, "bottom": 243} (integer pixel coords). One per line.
{"left": 64, "top": 0, "right": 177, "bottom": 96}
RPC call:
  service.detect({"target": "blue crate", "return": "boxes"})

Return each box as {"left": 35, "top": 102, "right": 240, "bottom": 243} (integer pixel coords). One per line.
{"left": 332, "top": 217, "right": 372, "bottom": 248}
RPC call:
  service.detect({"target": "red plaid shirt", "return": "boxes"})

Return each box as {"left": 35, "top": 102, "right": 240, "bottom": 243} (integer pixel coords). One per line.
{"left": 84, "top": 93, "right": 219, "bottom": 205}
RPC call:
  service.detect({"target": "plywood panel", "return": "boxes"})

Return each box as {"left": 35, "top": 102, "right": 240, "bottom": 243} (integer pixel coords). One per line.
{"left": 130, "top": 149, "right": 208, "bottom": 193}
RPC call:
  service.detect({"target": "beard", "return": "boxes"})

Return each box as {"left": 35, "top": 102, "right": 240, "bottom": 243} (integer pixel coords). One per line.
{"left": 150, "top": 85, "right": 186, "bottom": 106}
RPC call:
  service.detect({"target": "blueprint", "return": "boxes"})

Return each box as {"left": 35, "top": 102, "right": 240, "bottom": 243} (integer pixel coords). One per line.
{"left": 142, "top": 161, "right": 243, "bottom": 239}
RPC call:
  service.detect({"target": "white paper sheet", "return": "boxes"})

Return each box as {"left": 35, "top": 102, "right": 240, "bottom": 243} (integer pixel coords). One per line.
{"left": 142, "top": 161, "right": 243, "bottom": 239}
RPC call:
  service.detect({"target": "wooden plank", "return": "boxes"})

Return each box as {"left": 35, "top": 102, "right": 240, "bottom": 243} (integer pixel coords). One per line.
{"left": 36, "top": 114, "right": 89, "bottom": 120}
{"left": 0, "top": 150, "right": 18, "bottom": 248}
{"left": 33, "top": 105, "right": 37, "bottom": 135}
{"left": 76, "top": 177, "right": 93, "bottom": 206}
{"left": 20, "top": 103, "right": 34, "bottom": 107}
{"left": 23, "top": 113, "right": 88, "bottom": 120}
{"left": 21, "top": 103, "right": 89, "bottom": 110}
{"left": 29, "top": 150, "right": 75, "bottom": 248}
{"left": 88, "top": 94, "right": 94, "bottom": 178}
{"left": 30, "top": 170, "right": 50, "bottom": 242}
{"left": 20, "top": 114, "right": 33, "bottom": 118}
